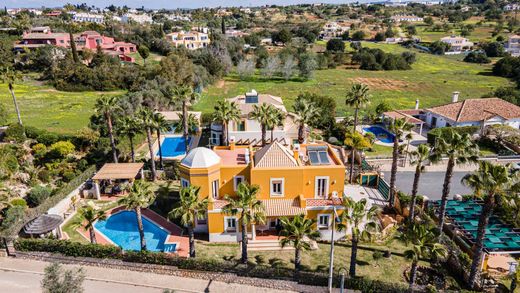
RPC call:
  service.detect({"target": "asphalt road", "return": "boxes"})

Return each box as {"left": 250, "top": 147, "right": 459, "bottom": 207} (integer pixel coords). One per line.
{"left": 393, "top": 171, "right": 472, "bottom": 200}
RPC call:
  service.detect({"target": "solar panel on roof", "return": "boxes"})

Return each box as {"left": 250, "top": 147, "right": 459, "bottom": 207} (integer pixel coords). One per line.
{"left": 309, "top": 151, "right": 319, "bottom": 165}
{"left": 318, "top": 151, "right": 329, "bottom": 164}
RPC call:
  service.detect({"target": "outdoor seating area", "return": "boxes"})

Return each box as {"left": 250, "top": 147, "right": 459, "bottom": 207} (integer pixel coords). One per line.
{"left": 89, "top": 163, "right": 144, "bottom": 199}
{"left": 432, "top": 200, "right": 520, "bottom": 253}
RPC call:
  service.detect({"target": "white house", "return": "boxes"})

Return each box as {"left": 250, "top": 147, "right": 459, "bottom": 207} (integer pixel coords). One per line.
{"left": 390, "top": 15, "right": 424, "bottom": 23}
{"left": 440, "top": 35, "right": 474, "bottom": 54}
{"left": 320, "top": 21, "right": 350, "bottom": 40}
{"left": 424, "top": 93, "right": 520, "bottom": 130}
{"left": 504, "top": 4, "right": 520, "bottom": 11}
{"left": 72, "top": 13, "right": 105, "bottom": 23}
{"left": 121, "top": 13, "right": 153, "bottom": 24}
{"left": 506, "top": 35, "right": 520, "bottom": 57}
{"left": 166, "top": 30, "right": 210, "bottom": 50}
{"left": 210, "top": 90, "right": 300, "bottom": 146}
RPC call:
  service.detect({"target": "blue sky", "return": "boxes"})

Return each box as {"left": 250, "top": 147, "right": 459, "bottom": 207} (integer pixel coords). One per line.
{"left": 5, "top": 0, "right": 355, "bottom": 9}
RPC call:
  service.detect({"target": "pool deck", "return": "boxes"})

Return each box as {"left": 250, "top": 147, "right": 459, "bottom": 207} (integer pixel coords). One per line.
{"left": 78, "top": 206, "right": 190, "bottom": 257}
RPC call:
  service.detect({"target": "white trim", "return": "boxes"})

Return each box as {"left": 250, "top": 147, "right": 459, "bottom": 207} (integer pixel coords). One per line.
{"left": 180, "top": 178, "right": 190, "bottom": 188}
{"left": 315, "top": 176, "right": 329, "bottom": 199}
{"left": 317, "top": 213, "right": 330, "bottom": 230}
{"left": 270, "top": 178, "right": 285, "bottom": 197}
{"left": 224, "top": 216, "right": 237, "bottom": 233}
{"left": 233, "top": 176, "right": 245, "bottom": 191}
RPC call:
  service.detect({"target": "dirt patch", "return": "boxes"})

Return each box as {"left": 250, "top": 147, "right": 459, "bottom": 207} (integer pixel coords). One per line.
{"left": 215, "top": 80, "right": 226, "bottom": 88}
{"left": 348, "top": 77, "right": 417, "bottom": 91}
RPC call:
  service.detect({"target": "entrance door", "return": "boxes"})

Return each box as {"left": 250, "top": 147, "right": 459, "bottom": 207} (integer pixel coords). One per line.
{"left": 431, "top": 116, "right": 437, "bottom": 128}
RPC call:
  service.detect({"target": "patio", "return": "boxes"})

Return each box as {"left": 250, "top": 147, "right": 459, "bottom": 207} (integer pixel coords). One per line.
{"left": 89, "top": 163, "right": 144, "bottom": 199}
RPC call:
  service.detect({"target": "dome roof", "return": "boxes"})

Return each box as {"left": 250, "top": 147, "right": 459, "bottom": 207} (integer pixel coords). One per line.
{"left": 181, "top": 147, "right": 221, "bottom": 168}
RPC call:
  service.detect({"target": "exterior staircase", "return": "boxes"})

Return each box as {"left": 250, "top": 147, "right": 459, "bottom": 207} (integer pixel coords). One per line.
{"left": 248, "top": 239, "right": 294, "bottom": 251}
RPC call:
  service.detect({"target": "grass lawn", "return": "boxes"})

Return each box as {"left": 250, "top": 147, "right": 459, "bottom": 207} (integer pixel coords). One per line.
{"left": 196, "top": 42, "right": 511, "bottom": 116}
{"left": 195, "top": 237, "right": 431, "bottom": 285}
{"left": 0, "top": 80, "right": 123, "bottom": 134}
{"left": 127, "top": 52, "right": 164, "bottom": 66}
{"left": 365, "top": 144, "right": 394, "bottom": 158}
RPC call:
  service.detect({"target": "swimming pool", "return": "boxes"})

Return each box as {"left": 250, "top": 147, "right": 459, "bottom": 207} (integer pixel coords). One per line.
{"left": 94, "top": 210, "right": 172, "bottom": 252}
{"left": 157, "top": 136, "right": 190, "bottom": 158}
{"left": 363, "top": 126, "right": 395, "bottom": 144}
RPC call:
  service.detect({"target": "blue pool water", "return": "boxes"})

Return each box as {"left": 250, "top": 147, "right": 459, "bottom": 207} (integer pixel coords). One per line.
{"left": 157, "top": 137, "right": 190, "bottom": 157}
{"left": 94, "top": 211, "right": 170, "bottom": 252}
{"left": 363, "top": 126, "right": 395, "bottom": 143}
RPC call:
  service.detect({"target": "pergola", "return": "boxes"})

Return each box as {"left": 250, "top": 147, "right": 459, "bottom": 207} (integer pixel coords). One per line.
{"left": 382, "top": 110, "right": 425, "bottom": 135}
{"left": 91, "top": 163, "right": 144, "bottom": 199}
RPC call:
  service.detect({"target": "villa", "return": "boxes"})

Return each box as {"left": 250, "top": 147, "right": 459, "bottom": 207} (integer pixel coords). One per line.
{"left": 72, "top": 12, "right": 105, "bottom": 23}
{"left": 121, "top": 13, "right": 153, "bottom": 24}
{"left": 320, "top": 21, "right": 350, "bottom": 40}
{"left": 210, "top": 90, "right": 301, "bottom": 146}
{"left": 390, "top": 15, "right": 424, "bottom": 23}
{"left": 165, "top": 30, "right": 210, "bottom": 50}
{"left": 180, "top": 142, "right": 347, "bottom": 242}
{"left": 505, "top": 35, "right": 520, "bottom": 57}
{"left": 440, "top": 35, "right": 474, "bottom": 54}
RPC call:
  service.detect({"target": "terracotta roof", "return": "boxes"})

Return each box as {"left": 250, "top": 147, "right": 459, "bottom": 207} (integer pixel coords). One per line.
{"left": 213, "top": 199, "right": 229, "bottom": 209}
{"left": 254, "top": 142, "right": 298, "bottom": 168}
{"left": 92, "top": 163, "right": 144, "bottom": 180}
{"left": 425, "top": 98, "right": 520, "bottom": 123}
{"left": 306, "top": 198, "right": 343, "bottom": 207}
{"left": 213, "top": 148, "right": 248, "bottom": 165}
{"left": 261, "top": 198, "right": 306, "bottom": 217}
{"left": 383, "top": 110, "right": 424, "bottom": 124}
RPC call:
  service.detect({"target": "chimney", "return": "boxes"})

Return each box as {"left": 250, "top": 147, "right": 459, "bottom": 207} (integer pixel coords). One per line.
{"left": 229, "top": 136, "right": 236, "bottom": 150}
{"left": 293, "top": 144, "right": 300, "bottom": 161}
{"left": 452, "top": 91, "right": 460, "bottom": 103}
{"left": 415, "top": 99, "right": 419, "bottom": 110}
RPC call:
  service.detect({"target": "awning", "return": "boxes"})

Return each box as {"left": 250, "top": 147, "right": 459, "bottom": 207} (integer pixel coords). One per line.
{"left": 92, "top": 163, "right": 144, "bottom": 180}
{"left": 261, "top": 198, "right": 306, "bottom": 217}
{"left": 23, "top": 214, "right": 63, "bottom": 235}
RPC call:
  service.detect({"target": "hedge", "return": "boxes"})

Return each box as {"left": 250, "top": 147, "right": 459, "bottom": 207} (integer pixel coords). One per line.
{"left": 14, "top": 238, "right": 409, "bottom": 292}
{"left": 426, "top": 126, "right": 479, "bottom": 145}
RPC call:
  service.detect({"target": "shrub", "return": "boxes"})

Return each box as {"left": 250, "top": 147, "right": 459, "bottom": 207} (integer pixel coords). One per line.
{"left": 0, "top": 206, "right": 25, "bottom": 230}
{"left": 26, "top": 185, "right": 52, "bottom": 207}
{"left": 463, "top": 52, "right": 490, "bottom": 64}
{"left": 351, "top": 31, "right": 366, "bottom": 41}
{"left": 5, "top": 124, "right": 26, "bottom": 143}
{"left": 48, "top": 141, "right": 75, "bottom": 158}
{"left": 62, "top": 170, "right": 76, "bottom": 182}
{"left": 32, "top": 143, "right": 47, "bottom": 158}
{"left": 326, "top": 39, "right": 345, "bottom": 52}
{"left": 10, "top": 198, "right": 27, "bottom": 208}
{"left": 15, "top": 238, "right": 122, "bottom": 259}
{"left": 38, "top": 170, "right": 51, "bottom": 183}
{"left": 38, "top": 132, "right": 60, "bottom": 146}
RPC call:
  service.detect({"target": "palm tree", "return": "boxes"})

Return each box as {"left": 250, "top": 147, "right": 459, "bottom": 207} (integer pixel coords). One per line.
{"left": 137, "top": 108, "right": 157, "bottom": 181}
{"left": 212, "top": 100, "right": 241, "bottom": 146}
{"left": 173, "top": 113, "right": 198, "bottom": 136}
{"left": 279, "top": 214, "right": 320, "bottom": 279}
{"left": 292, "top": 96, "right": 318, "bottom": 144}
{"left": 462, "top": 161, "right": 518, "bottom": 288}
{"left": 74, "top": 202, "right": 107, "bottom": 244}
{"left": 170, "top": 86, "right": 199, "bottom": 152}
{"left": 117, "top": 116, "right": 141, "bottom": 163}
{"left": 95, "top": 95, "right": 120, "bottom": 163}
{"left": 344, "top": 131, "right": 372, "bottom": 184}
{"left": 268, "top": 107, "right": 285, "bottom": 143}
{"left": 169, "top": 186, "right": 208, "bottom": 258}
{"left": 340, "top": 197, "right": 379, "bottom": 277}
{"left": 407, "top": 144, "right": 435, "bottom": 223}
{"left": 117, "top": 180, "right": 156, "bottom": 251}
{"left": 152, "top": 113, "right": 170, "bottom": 170}
{"left": 398, "top": 224, "right": 447, "bottom": 291}
{"left": 431, "top": 129, "right": 479, "bottom": 234}
{"left": 223, "top": 182, "right": 265, "bottom": 264}
{"left": 345, "top": 83, "right": 371, "bottom": 133}
{"left": 1, "top": 67, "right": 23, "bottom": 125}
{"left": 387, "top": 118, "right": 413, "bottom": 208}
{"left": 250, "top": 104, "right": 275, "bottom": 146}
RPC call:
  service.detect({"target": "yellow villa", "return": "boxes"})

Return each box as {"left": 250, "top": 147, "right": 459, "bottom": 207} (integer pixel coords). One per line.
{"left": 179, "top": 141, "right": 347, "bottom": 242}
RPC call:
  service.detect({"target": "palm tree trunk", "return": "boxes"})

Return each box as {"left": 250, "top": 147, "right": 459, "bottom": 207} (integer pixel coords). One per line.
{"left": 271, "top": 128, "right": 274, "bottom": 143}
{"left": 183, "top": 101, "right": 189, "bottom": 153}
{"left": 156, "top": 129, "right": 164, "bottom": 170}
{"left": 136, "top": 207, "right": 147, "bottom": 251}
{"left": 188, "top": 226, "right": 195, "bottom": 258}
{"left": 89, "top": 227, "right": 97, "bottom": 244}
{"left": 222, "top": 122, "right": 228, "bottom": 146}
{"left": 349, "top": 148, "right": 356, "bottom": 184}
{"left": 389, "top": 138, "right": 399, "bottom": 208}
{"left": 241, "top": 222, "right": 248, "bottom": 264}
{"left": 437, "top": 157, "right": 455, "bottom": 234}
{"left": 261, "top": 124, "right": 266, "bottom": 146}
{"left": 294, "top": 248, "right": 301, "bottom": 281}
{"left": 8, "top": 84, "right": 22, "bottom": 126}
{"left": 106, "top": 113, "right": 118, "bottom": 163}
{"left": 409, "top": 163, "right": 422, "bottom": 223}
{"left": 349, "top": 232, "right": 358, "bottom": 277}
{"left": 129, "top": 135, "right": 135, "bottom": 163}
{"left": 468, "top": 195, "right": 495, "bottom": 289}
{"left": 298, "top": 124, "right": 304, "bottom": 144}
{"left": 146, "top": 127, "right": 157, "bottom": 181}
{"left": 353, "top": 107, "right": 359, "bottom": 133}
{"left": 409, "top": 260, "right": 418, "bottom": 290}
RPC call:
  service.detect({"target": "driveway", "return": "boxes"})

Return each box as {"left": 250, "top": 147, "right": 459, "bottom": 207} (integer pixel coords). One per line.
{"left": 392, "top": 171, "right": 473, "bottom": 200}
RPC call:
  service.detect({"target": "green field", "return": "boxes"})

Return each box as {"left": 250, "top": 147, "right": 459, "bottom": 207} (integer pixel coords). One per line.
{"left": 196, "top": 42, "right": 512, "bottom": 116}
{"left": 0, "top": 80, "right": 123, "bottom": 134}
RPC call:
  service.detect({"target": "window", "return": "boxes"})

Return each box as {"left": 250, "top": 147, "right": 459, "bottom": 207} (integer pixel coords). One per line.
{"left": 270, "top": 178, "right": 284, "bottom": 197}
{"left": 211, "top": 179, "right": 219, "bottom": 199}
{"left": 234, "top": 176, "right": 245, "bottom": 191}
{"left": 237, "top": 120, "right": 246, "bottom": 131}
{"left": 318, "top": 214, "right": 330, "bottom": 229}
{"left": 181, "top": 178, "right": 189, "bottom": 188}
{"left": 197, "top": 213, "right": 207, "bottom": 225}
{"left": 225, "top": 217, "right": 237, "bottom": 232}
{"left": 315, "top": 177, "right": 329, "bottom": 198}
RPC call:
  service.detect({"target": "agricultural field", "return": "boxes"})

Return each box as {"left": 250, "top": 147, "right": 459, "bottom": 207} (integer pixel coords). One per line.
{"left": 0, "top": 80, "right": 123, "bottom": 134}
{"left": 196, "top": 42, "right": 512, "bottom": 116}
